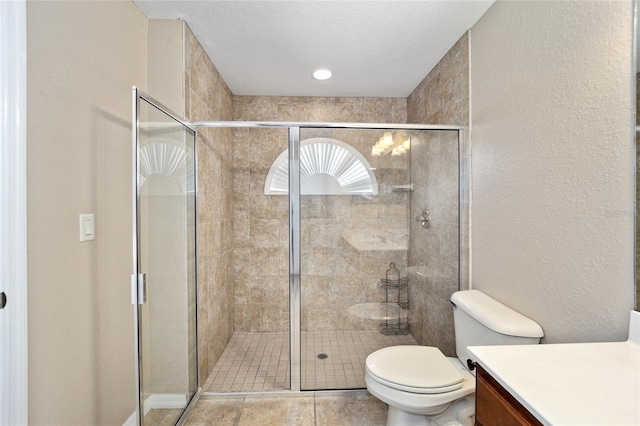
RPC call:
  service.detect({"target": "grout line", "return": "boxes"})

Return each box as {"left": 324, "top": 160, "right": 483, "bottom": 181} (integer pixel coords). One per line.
{"left": 314, "top": 392, "right": 319, "bottom": 426}
{"left": 205, "top": 330, "right": 417, "bottom": 392}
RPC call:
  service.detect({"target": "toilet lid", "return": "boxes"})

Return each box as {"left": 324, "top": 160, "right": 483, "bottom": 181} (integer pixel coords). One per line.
{"left": 366, "top": 346, "right": 464, "bottom": 393}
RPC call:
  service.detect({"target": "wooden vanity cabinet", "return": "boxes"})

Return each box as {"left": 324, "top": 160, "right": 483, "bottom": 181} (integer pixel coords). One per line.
{"left": 475, "top": 365, "right": 543, "bottom": 426}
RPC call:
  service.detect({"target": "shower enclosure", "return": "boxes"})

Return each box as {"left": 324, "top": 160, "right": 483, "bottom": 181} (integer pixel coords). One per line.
{"left": 132, "top": 88, "right": 463, "bottom": 424}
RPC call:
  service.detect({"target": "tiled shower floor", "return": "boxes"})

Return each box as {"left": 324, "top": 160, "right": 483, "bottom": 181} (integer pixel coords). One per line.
{"left": 203, "top": 330, "right": 417, "bottom": 392}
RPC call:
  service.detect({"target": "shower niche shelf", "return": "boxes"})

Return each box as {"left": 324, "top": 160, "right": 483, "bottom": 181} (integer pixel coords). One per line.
{"left": 346, "top": 302, "right": 408, "bottom": 321}
{"left": 379, "top": 262, "right": 409, "bottom": 335}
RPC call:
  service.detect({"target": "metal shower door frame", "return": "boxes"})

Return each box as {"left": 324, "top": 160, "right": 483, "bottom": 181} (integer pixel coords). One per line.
{"left": 131, "top": 86, "right": 201, "bottom": 426}
{"left": 194, "top": 121, "right": 463, "bottom": 394}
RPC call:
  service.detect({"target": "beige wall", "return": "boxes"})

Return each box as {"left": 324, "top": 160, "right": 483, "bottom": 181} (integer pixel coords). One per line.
{"left": 469, "top": 1, "right": 635, "bottom": 343}
{"left": 636, "top": 74, "right": 640, "bottom": 310}
{"left": 148, "top": 19, "right": 184, "bottom": 116}
{"left": 27, "top": 1, "right": 148, "bottom": 424}
{"left": 407, "top": 33, "right": 470, "bottom": 355}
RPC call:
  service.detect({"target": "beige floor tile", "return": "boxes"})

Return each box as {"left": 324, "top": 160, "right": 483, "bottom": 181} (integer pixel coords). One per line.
{"left": 145, "top": 409, "right": 183, "bottom": 426}
{"left": 315, "top": 393, "right": 387, "bottom": 426}
{"left": 157, "top": 409, "right": 184, "bottom": 426}
{"left": 144, "top": 409, "right": 166, "bottom": 425}
{"left": 236, "top": 396, "right": 315, "bottom": 426}
{"left": 185, "top": 391, "right": 388, "bottom": 425}
{"left": 184, "top": 398, "right": 243, "bottom": 426}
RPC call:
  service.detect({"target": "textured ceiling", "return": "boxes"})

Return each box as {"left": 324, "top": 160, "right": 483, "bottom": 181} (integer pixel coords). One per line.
{"left": 133, "top": 1, "right": 494, "bottom": 98}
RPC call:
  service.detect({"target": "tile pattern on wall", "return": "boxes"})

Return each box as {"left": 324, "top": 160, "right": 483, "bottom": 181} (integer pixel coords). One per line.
{"left": 406, "top": 32, "right": 470, "bottom": 356}
{"left": 184, "top": 24, "right": 236, "bottom": 383}
{"left": 232, "top": 97, "right": 410, "bottom": 333}
{"left": 298, "top": 129, "right": 411, "bottom": 331}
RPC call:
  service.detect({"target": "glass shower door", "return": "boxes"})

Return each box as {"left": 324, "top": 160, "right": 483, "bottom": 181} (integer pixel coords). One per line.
{"left": 133, "top": 89, "right": 198, "bottom": 425}
{"left": 297, "top": 127, "right": 415, "bottom": 391}
{"left": 296, "top": 126, "right": 460, "bottom": 391}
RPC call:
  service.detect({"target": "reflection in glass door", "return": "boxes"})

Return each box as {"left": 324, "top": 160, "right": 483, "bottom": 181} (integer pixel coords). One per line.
{"left": 133, "top": 88, "right": 198, "bottom": 425}
{"left": 297, "top": 127, "right": 460, "bottom": 391}
{"left": 297, "top": 127, "right": 417, "bottom": 391}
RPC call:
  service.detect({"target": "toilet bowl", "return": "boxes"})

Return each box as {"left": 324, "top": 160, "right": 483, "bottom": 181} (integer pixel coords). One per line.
{"left": 365, "top": 290, "right": 544, "bottom": 426}
{"left": 365, "top": 346, "right": 475, "bottom": 426}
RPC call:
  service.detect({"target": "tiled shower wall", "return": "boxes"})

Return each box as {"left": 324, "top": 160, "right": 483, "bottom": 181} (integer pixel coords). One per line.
{"left": 184, "top": 26, "right": 235, "bottom": 382}
{"left": 406, "top": 32, "right": 470, "bottom": 356}
{"left": 232, "top": 97, "right": 410, "bottom": 332}
{"left": 152, "top": 21, "right": 471, "bottom": 386}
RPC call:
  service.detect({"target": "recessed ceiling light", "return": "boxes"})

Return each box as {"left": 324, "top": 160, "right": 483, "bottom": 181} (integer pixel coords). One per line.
{"left": 313, "top": 69, "right": 332, "bottom": 81}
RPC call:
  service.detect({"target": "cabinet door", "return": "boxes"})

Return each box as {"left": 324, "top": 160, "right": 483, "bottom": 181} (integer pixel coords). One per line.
{"left": 476, "top": 366, "right": 542, "bottom": 426}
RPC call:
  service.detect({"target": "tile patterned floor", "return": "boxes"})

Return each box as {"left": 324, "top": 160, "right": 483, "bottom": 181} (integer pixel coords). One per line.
{"left": 203, "top": 330, "right": 417, "bottom": 392}
{"left": 184, "top": 392, "right": 388, "bottom": 426}
{"left": 204, "top": 332, "right": 290, "bottom": 392}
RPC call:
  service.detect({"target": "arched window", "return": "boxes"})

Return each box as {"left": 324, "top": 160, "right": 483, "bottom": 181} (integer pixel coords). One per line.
{"left": 264, "top": 138, "right": 378, "bottom": 196}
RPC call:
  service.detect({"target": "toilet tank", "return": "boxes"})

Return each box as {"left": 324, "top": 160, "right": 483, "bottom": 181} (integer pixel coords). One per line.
{"left": 451, "top": 290, "right": 543, "bottom": 370}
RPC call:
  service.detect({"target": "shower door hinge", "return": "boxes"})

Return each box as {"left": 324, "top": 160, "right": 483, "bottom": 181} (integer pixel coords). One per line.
{"left": 131, "top": 273, "right": 146, "bottom": 305}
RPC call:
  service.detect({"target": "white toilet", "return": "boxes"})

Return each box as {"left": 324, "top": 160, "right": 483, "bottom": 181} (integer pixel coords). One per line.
{"left": 365, "top": 289, "right": 544, "bottom": 426}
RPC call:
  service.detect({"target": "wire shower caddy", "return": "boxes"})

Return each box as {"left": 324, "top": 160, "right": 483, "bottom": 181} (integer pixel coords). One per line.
{"left": 379, "top": 262, "right": 409, "bottom": 335}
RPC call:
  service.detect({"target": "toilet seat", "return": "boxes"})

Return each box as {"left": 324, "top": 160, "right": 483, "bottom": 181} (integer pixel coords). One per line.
{"left": 366, "top": 346, "right": 464, "bottom": 394}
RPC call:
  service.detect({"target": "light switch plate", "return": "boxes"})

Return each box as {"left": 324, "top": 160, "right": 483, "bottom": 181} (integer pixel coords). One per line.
{"left": 79, "top": 214, "right": 95, "bottom": 242}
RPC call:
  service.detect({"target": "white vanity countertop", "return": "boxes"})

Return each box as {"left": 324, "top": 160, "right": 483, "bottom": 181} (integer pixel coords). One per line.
{"left": 468, "top": 312, "right": 640, "bottom": 426}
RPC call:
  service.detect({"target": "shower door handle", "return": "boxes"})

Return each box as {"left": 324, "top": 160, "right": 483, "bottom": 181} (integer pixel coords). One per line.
{"left": 131, "top": 273, "right": 146, "bottom": 305}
